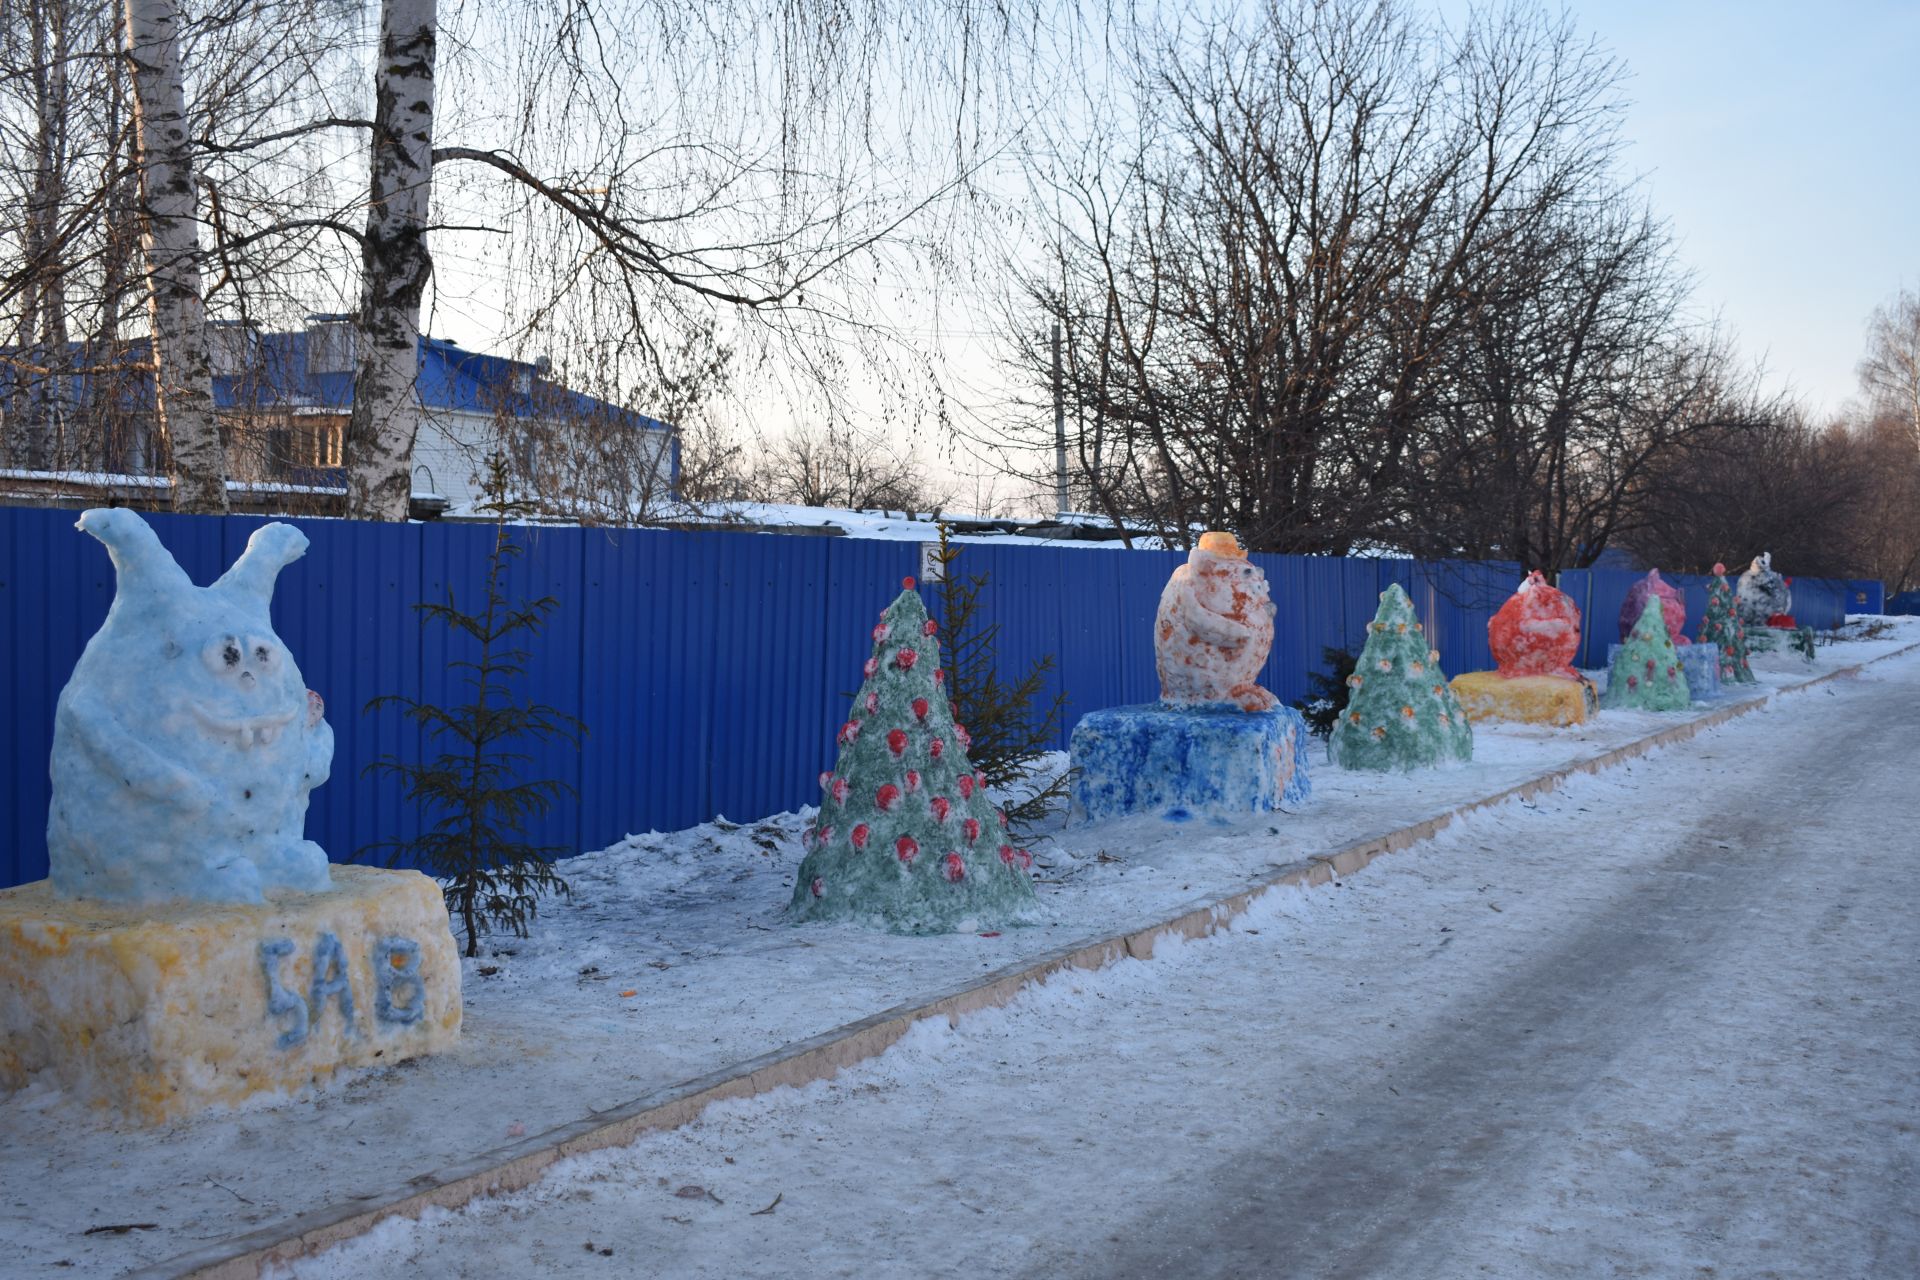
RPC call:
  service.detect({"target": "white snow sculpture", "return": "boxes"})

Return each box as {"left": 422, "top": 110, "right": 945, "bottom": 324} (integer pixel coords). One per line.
{"left": 1734, "top": 551, "right": 1792, "bottom": 627}
{"left": 47, "top": 509, "right": 333, "bottom": 904}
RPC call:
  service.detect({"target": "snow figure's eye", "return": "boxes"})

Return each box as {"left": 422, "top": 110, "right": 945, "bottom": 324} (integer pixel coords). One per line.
{"left": 250, "top": 639, "right": 275, "bottom": 667}
{"left": 161, "top": 638, "right": 182, "bottom": 660}
{"left": 203, "top": 636, "right": 244, "bottom": 675}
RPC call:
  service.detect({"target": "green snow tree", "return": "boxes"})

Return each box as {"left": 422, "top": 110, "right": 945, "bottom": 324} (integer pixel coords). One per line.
{"left": 1330, "top": 584, "right": 1473, "bottom": 771}
{"left": 792, "top": 581, "right": 1039, "bottom": 933}
{"left": 363, "top": 455, "right": 585, "bottom": 955}
{"left": 1602, "top": 595, "right": 1690, "bottom": 711}
{"left": 1699, "top": 567, "right": 1755, "bottom": 684}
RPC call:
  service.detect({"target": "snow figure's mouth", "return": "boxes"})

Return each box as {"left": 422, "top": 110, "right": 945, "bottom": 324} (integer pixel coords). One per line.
{"left": 192, "top": 706, "right": 298, "bottom": 750}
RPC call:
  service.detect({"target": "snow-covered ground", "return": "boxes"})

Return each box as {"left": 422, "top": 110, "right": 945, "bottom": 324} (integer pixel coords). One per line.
{"left": 3, "top": 618, "right": 1914, "bottom": 1276}
{"left": 272, "top": 639, "right": 1920, "bottom": 1279}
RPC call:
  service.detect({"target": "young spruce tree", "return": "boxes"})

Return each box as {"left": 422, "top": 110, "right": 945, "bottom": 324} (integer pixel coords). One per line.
{"left": 364, "top": 455, "right": 584, "bottom": 956}
{"left": 930, "top": 524, "right": 1070, "bottom": 833}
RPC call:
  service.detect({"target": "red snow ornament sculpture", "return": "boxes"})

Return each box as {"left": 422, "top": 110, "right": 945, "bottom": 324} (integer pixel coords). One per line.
{"left": 1488, "top": 571, "right": 1581, "bottom": 679}
{"left": 1450, "top": 571, "right": 1595, "bottom": 727}
{"left": 1618, "top": 568, "right": 1688, "bottom": 646}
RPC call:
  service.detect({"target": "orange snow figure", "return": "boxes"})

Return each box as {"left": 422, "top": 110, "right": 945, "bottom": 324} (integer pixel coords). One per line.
{"left": 1488, "top": 571, "right": 1582, "bottom": 680}
{"left": 1154, "top": 531, "right": 1278, "bottom": 711}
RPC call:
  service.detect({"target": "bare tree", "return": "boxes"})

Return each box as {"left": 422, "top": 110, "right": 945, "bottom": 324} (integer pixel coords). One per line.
{"left": 1860, "top": 286, "right": 1920, "bottom": 447}
{"left": 749, "top": 418, "right": 949, "bottom": 513}
{"left": 1001, "top": 0, "right": 1636, "bottom": 555}
{"left": 120, "top": 0, "right": 225, "bottom": 509}
{"left": 344, "top": 0, "right": 436, "bottom": 520}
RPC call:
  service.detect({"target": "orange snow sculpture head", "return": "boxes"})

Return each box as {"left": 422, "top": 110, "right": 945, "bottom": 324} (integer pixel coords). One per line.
{"left": 1488, "top": 571, "right": 1582, "bottom": 680}
{"left": 1154, "top": 532, "right": 1278, "bottom": 711}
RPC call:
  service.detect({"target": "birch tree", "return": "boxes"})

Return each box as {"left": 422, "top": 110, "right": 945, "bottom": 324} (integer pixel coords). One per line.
{"left": 120, "top": 0, "right": 226, "bottom": 511}
{"left": 344, "top": 0, "right": 437, "bottom": 521}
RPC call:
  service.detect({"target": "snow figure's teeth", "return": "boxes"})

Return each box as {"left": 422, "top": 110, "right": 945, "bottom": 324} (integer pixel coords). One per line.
{"left": 258, "top": 724, "right": 280, "bottom": 747}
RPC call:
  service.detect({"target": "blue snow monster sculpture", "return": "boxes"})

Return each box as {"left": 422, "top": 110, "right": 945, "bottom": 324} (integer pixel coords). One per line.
{"left": 47, "top": 509, "right": 333, "bottom": 904}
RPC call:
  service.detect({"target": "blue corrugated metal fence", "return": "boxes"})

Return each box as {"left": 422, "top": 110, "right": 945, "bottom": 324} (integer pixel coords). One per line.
{"left": 1, "top": 504, "right": 1852, "bottom": 890}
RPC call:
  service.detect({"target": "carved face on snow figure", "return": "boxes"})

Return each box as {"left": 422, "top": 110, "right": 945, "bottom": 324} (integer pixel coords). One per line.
{"left": 1154, "top": 531, "right": 1279, "bottom": 712}
{"left": 47, "top": 509, "right": 334, "bottom": 905}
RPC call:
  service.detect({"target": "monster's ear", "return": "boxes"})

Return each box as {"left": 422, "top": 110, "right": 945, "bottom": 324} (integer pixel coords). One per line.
{"left": 77, "top": 508, "right": 193, "bottom": 602}
{"left": 214, "top": 522, "right": 309, "bottom": 609}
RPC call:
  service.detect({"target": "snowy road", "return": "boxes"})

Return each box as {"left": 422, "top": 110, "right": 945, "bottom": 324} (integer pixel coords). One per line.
{"left": 285, "top": 652, "right": 1920, "bottom": 1280}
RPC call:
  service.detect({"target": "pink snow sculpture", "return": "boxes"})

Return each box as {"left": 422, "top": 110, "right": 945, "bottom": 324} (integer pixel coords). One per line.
{"left": 1618, "top": 568, "right": 1688, "bottom": 645}
{"left": 1487, "top": 571, "right": 1582, "bottom": 680}
{"left": 1153, "top": 531, "right": 1278, "bottom": 711}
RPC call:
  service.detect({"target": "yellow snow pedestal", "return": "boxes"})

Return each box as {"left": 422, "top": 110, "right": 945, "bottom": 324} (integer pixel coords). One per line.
{"left": 1449, "top": 670, "right": 1597, "bottom": 728}
{"left": 0, "top": 865, "right": 461, "bottom": 1125}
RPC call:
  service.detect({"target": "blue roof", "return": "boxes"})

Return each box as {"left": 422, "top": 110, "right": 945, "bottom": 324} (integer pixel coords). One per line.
{"left": 3, "top": 333, "right": 670, "bottom": 434}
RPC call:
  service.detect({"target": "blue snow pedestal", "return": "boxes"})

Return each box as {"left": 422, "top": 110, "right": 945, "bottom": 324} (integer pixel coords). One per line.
{"left": 1605, "top": 641, "right": 1722, "bottom": 700}
{"left": 1068, "top": 703, "right": 1312, "bottom": 824}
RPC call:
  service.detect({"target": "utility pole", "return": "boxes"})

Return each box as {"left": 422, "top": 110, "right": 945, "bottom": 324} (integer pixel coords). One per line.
{"left": 1051, "top": 320, "right": 1067, "bottom": 517}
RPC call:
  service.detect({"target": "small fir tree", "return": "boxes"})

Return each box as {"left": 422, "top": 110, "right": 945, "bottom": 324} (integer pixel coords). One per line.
{"left": 1292, "top": 646, "right": 1359, "bottom": 739}
{"left": 791, "top": 578, "right": 1039, "bottom": 933}
{"left": 364, "top": 455, "right": 584, "bottom": 956}
{"left": 1791, "top": 625, "right": 1817, "bottom": 663}
{"left": 1699, "top": 564, "right": 1754, "bottom": 684}
{"left": 1330, "top": 584, "right": 1473, "bottom": 771}
{"left": 930, "top": 525, "right": 1070, "bottom": 834}
{"left": 1602, "top": 595, "right": 1690, "bottom": 711}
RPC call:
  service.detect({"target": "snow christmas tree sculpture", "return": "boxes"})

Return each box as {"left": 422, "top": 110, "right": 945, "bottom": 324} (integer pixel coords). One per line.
{"left": 1601, "top": 595, "right": 1690, "bottom": 711}
{"left": 1331, "top": 583, "right": 1472, "bottom": 770}
{"left": 1449, "top": 571, "right": 1596, "bottom": 726}
{"left": 1618, "top": 569, "right": 1688, "bottom": 645}
{"left": 791, "top": 579, "right": 1039, "bottom": 933}
{"left": 1700, "top": 563, "right": 1755, "bottom": 684}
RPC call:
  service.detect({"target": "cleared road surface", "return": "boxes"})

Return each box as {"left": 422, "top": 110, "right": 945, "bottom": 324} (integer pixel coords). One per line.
{"left": 287, "top": 652, "right": 1920, "bottom": 1280}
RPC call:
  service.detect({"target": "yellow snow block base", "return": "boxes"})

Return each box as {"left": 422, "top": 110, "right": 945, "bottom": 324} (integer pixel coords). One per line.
{"left": 1449, "top": 670, "right": 1597, "bottom": 728}
{"left": 0, "top": 865, "right": 461, "bottom": 1125}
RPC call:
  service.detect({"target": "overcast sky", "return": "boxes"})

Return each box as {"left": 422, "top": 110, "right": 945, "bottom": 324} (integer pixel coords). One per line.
{"left": 1530, "top": 0, "right": 1918, "bottom": 417}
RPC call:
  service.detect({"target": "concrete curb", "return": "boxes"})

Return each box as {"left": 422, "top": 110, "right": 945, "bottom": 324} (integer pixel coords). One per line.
{"left": 137, "top": 640, "right": 1920, "bottom": 1279}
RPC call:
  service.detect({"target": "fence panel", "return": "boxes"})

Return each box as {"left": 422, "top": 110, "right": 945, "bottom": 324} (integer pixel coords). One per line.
{"left": 19, "top": 506, "right": 1834, "bottom": 890}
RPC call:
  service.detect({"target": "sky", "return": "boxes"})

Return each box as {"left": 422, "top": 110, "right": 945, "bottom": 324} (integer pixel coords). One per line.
{"left": 1525, "top": 0, "right": 1920, "bottom": 418}
{"left": 418, "top": 0, "right": 1920, "bottom": 500}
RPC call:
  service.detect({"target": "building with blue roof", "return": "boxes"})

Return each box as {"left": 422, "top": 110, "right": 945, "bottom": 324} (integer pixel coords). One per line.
{"left": 1, "top": 318, "right": 677, "bottom": 516}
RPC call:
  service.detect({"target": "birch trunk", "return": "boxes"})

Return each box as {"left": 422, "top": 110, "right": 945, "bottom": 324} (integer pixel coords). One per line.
{"left": 121, "top": 0, "right": 227, "bottom": 511}
{"left": 344, "top": 0, "right": 437, "bottom": 521}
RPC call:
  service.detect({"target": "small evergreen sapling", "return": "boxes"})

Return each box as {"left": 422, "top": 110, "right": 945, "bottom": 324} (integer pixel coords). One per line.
{"left": 363, "top": 456, "right": 585, "bottom": 956}
{"left": 929, "top": 525, "right": 1070, "bottom": 833}
{"left": 1292, "top": 646, "right": 1359, "bottom": 739}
